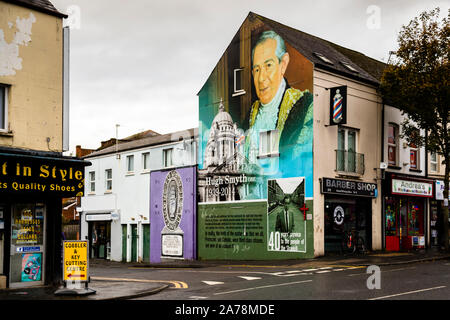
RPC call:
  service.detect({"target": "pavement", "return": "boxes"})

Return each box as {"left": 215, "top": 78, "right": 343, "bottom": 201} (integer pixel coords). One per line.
{"left": 1, "top": 248, "right": 449, "bottom": 301}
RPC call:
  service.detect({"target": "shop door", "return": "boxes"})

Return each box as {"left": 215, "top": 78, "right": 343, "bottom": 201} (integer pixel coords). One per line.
{"left": 122, "top": 224, "right": 127, "bottom": 262}
{"left": 10, "top": 203, "right": 45, "bottom": 288}
{"left": 89, "top": 222, "right": 110, "bottom": 259}
{"left": 131, "top": 224, "right": 137, "bottom": 262}
{"left": 430, "top": 201, "right": 440, "bottom": 247}
{"left": 0, "top": 205, "right": 5, "bottom": 275}
{"left": 143, "top": 224, "right": 150, "bottom": 262}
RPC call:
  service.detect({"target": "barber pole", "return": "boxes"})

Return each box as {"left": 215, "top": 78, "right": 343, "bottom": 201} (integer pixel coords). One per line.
{"left": 332, "top": 89, "right": 343, "bottom": 123}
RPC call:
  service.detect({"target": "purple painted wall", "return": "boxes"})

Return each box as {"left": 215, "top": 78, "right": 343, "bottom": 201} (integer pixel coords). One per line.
{"left": 150, "top": 166, "right": 197, "bottom": 263}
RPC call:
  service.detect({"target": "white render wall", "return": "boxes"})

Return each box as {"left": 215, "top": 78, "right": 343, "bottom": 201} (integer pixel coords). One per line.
{"left": 80, "top": 137, "right": 197, "bottom": 262}
{"left": 383, "top": 105, "right": 426, "bottom": 176}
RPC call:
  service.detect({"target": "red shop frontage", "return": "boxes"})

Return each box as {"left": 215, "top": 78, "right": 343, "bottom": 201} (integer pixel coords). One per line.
{"left": 383, "top": 173, "right": 433, "bottom": 251}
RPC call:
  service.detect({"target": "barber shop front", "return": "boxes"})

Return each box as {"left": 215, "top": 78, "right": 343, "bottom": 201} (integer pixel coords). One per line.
{"left": 0, "top": 149, "right": 89, "bottom": 288}
{"left": 383, "top": 173, "right": 432, "bottom": 251}
{"left": 321, "top": 177, "right": 377, "bottom": 254}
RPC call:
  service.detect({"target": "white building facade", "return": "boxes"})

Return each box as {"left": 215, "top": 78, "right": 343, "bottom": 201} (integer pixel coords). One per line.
{"left": 80, "top": 128, "right": 197, "bottom": 262}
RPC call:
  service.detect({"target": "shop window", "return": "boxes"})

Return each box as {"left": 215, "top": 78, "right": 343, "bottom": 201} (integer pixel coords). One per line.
{"left": 408, "top": 201, "right": 424, "bottom": 236}
{"left": 388, "top": 123, "right": 398, "bottom": 166}
{"left": 126, "top": 155, "right": 134, "bottom": 173}
{"left": 89, "top": 171, "right": 95, "bottom": 193}
{"left": 105, "top": 169, "right": 112, "bottom": 191}
{"left": 385, "top": 199, "right": 396, "bottom": 236}
{"left": 142, "top": 152, "right": 150, "bottom": 171}
{"left": 259, "top": 130, "right": 279, "bottom": 157}
{"left": 0, "top": 85, "right": 7, "bottom": 131}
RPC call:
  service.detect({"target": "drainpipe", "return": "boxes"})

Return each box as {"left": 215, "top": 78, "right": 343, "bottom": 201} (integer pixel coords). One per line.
{"left": 381, "top": 102, "right": 385, "bottom": 251}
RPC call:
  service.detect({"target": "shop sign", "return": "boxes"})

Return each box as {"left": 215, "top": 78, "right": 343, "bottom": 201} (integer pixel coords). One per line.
{"left": 63, "top": 240, "right": 88, "bottom": 282}
{"left": 321, "top": 177, "right": 377, "bottom": 197}
{"left": 392, "top": 179, "right": 433, "bottom": 197}
{"left": 0, "top": 153, "right": 88, "bottom": 197}
{"left": 435, "top": 180, "right": 450, "bottom": 200}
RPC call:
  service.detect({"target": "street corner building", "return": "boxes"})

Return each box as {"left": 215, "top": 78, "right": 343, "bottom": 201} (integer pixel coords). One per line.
{"left": 0, "top": 0, "right": 90, "bottom": 289}
{"left": 196, "top": 12, "right": 391, "bottom": 260}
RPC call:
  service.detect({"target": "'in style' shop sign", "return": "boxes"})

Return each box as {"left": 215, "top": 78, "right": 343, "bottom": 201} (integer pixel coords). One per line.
{"left": 0, "top": 154, "right": 86, "bottom": 197}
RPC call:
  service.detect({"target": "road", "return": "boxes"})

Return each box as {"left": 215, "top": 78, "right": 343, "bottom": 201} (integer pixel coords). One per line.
{"left": 89, "top": 260, "right": 450, "bottom": 300}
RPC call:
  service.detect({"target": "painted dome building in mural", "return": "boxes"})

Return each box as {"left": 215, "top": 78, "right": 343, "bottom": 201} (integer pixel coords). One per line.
{"left": 199, "top": 99, "right": 263, "bottom": 202}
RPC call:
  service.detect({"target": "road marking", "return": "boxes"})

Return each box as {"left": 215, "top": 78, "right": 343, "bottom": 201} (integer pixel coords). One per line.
{"left": 318, "top": 267, "right": 333, "bottom": 270}
{"left": 333, "top": 269, "right": 345, "bottom": 272}
{"left": 369, "top": 286, "right": 446, "bottom": 300}
{"left": 303, "top": 268, "right": 318, "bottom": 272}
{"left": 190, "top": 296, "right": 208, "bottom": 300}
{"left": 316, "top": 270, "right": 332, "bottom": 274}
{"left": 91, "top": 276, "right": 188, "bottom": 288}
{"left": 203, "top": 281, "right": 224, "bottom": 286}
{"left": 239, "top": 276, "right": 262, "bottom": 281}
{"left": 214, "top": 279, "right": 312, "bottom": 296}
{"left": 349, "top": 266, "right": 416, "bottom": 277}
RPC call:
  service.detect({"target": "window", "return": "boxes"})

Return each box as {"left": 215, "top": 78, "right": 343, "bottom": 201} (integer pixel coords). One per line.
{"left": 313, "top": 52, "right": 333, "bottom": 65}
{"left": 142, "top": 152, "right": 150, "bottom": 171}
{"left": 126, "top": 155, "right": 134, "bottom": 172}
{"left": 430, "top": 152, "right": 438, "bottom": 173}
{"left": 89, "top": 171, "right": 95, "bottom": 193}
{"left": 337, "top": 127, "right": 361, "bottom": 173}
{"left": 409, "top": 129, "right": 420, "bottom": 170}
{"left": 0, "top": 85, "right": 8, "bottom": 131}
{"left": 232, "top": 68, "right": 246, "bottom": 97}
{"left": 341, "top": 61, "right": 359, "bottom": 73}
{"left": 259, "top": 130, "right": 279, "bottom": 157}
{"left": 105, "top": 169, "right": 112, "bottom": 191}
{"left": 388, "top": 123, "right": 399, "bottom": 166}
{"left": 163, "top": 148, "right": 173, "bottom": 168}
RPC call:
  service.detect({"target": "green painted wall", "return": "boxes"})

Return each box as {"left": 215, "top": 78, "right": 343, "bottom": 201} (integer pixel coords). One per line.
{"left": 198, "top": 200, "right": 314, "bottom": 260}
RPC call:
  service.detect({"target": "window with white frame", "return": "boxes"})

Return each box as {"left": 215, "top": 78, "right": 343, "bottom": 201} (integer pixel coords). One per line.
{"left": 105, "top": 169, "right": 112, "bottom": 191}
{"left": 142, "top": 152, "right": 150, "bottom": 171}
{"left": 89, "top": 171, "right": 95, "bottom": 193}
{"left": 387, "top": 123, "right": 399, "bottom": 166}
{"left": 337, "top": 127, "right": 358, "bottom": 172}
{"left": 126, "top": 155, "right": 134, "bottom": 173}
{"left": 409, "top": 129, "right": 420, "bottom": 170}
{"left": 259, "top": 130, "right": 279, "bottom": 157}
{"left": 430, "top": 152, "right": 438, "bottom": 173}
{"left": 0, "top": 85, "right": 8, "bottom": 131}
{"left": 163, "top": 148, "right": 173, "bottom": 168}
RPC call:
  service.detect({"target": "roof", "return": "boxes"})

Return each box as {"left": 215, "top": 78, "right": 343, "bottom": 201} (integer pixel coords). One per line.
{"left": 83, "top": 128, "right": 198, "bottom": 159}
{"left": 1, "top": 0, "right": 67, "bottom": 18}
{"left": 199, "top": 12, "right": 388, "bottom": 93}
{"left": 250, "top": 12, "right": 387, "bottom": 85}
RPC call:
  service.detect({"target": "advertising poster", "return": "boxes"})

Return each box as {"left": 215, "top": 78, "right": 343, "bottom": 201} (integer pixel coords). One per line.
{"left": 150, "top": 166, "right": 197, "bottom": 263}
{"left": 21, "top": 253, "right": 42, "bottom": 282}
{"left": 197, "top": 18, "right": 314, "bottom": 259}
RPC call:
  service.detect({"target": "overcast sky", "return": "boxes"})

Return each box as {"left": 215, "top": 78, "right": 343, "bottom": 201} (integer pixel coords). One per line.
{"left": 49, "top": 0, "right": 449, "bottom": 154}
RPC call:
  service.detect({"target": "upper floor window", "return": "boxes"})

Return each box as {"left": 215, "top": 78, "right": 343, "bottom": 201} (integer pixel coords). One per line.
{"left": 409, "top": 129, "right": 420, "bottom": 170}
{"left": 89, "top": 171, "right": 95, "bottom": 193}
{"left": 142, "top": 152, "right": 150, "bottom": 171}
{"left": 388, "top": 123, "right": 399, "bottom": 166}
{"left": 259, "top": 130, "right": 279, "bottom": 157}
{"left": 105, "top": 169, "right": 112, "bottom": 191}
{"left": 430, "top": 152, "right": 438, "bottom": 173}
{"left": 337, "top": 127, "right": 363, "bottom": 174}
{"left": 0, "top": 85, "right": 8, "bottom": 131}
{"left": 163, "top": 148, "right": 173, "bottom": 168}
{"left": 126, "top": 155, "right": 134, "bottom": 173}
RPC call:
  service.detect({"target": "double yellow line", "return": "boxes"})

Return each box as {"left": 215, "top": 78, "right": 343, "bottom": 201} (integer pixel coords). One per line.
{"left": 91, "top": 276, "right": 188, "bottom": 289}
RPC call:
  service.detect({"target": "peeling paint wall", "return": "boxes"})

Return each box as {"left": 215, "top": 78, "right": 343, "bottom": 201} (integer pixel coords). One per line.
{"left": 0, "top": 12, "right": 36, "bottom": 76}
{"left": 0, "top": 3, "right": 64, "bottom": 151}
